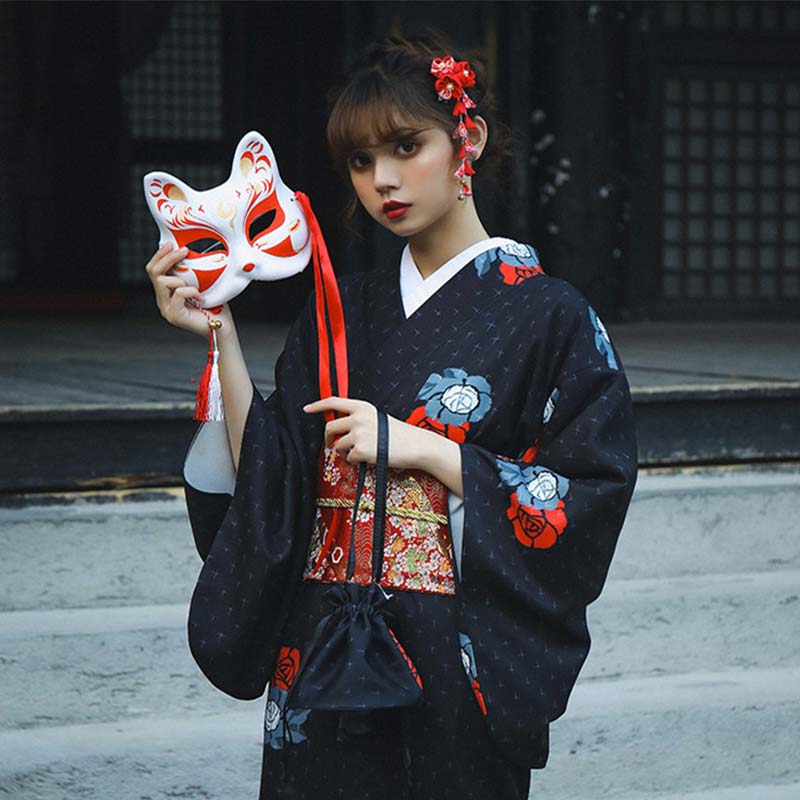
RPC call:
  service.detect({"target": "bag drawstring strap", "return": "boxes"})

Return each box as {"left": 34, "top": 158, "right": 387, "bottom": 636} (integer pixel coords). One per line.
{"left": 345, "top": 461, "right": 368, "bottom": 582}
{"left": 371, "top": 410, "right": 390, "bottom": 582}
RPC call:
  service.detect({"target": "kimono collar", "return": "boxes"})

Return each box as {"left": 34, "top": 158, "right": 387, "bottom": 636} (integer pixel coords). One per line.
{"left": 400, "top": 236, "right": 517, "bottom": 318}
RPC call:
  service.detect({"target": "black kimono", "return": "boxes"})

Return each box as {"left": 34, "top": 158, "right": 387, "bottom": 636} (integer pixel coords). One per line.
{"left": 183, "top": 240, "right": 639, "bottom": 799}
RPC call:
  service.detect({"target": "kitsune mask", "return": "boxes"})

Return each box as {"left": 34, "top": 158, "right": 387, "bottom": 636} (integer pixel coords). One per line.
{"left": 143, "top": 131, "right": 312, "bottom": 308}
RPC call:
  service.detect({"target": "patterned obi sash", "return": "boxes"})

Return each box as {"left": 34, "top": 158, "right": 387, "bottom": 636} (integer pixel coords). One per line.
{"left": 303, "top": 446, "right": 456, "bottom": 596}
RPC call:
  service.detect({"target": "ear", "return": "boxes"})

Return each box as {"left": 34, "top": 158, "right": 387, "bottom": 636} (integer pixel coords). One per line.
{"left": 468, "top": 115, "right": 489, "bottom": 161}
{"left": 142, "top": 171, "right": 195, "bottom": 217}
{"left": 230, "top": 130, "right": 278, "bottom": 184}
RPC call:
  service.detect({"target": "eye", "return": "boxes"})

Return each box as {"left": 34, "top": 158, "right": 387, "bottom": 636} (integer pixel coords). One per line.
{"left": 397, "top": 141, "right": 418, "bottom": 155}
{"left": 248, "top": 209, "right": 277, "bottom": 240}
{"left": 348, "top": 152, "right": 370, "bottom": 169}
{"left": 185, "top": 237, "right": 226, "bottom": 254}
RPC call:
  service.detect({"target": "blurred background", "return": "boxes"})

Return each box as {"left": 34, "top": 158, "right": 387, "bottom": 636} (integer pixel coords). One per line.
{"left": 1, "top": 2, "right": 799, "bottom": 799}
{"left": 4, "top": 0, "right": 800, "bottom": 321}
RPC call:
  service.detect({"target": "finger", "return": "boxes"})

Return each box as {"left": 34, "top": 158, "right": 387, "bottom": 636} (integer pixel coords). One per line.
{"left": 153, "top": 275, "right": 177, "bottom": 306}
{"left": 167, "top": 285, "right": 201, "bottom": 316}
{"left": 155, "top": 274, "right": 189, "bottom": 291}
{"left": 145, "top": 242, "right": 172, "bottom": 273}
{"left": 332, "top": 433, "right": 355, "bottom": 456}
{"left": 324, "top": 416, "right": 351, "bottom": 439}
{"left": 345, "top": 445, "right": 364, "bottom": 463}
{"left": 146, "top": 242, "right": 175, "bottom": 273}
{"left": 149, "top": 246, "right": 189, "bottom": 278}
{"left": 303, "top": 396, "right": 360, "bottom": 414}
{"left": 153, "top": 274, "right": 189, "bottom": 307}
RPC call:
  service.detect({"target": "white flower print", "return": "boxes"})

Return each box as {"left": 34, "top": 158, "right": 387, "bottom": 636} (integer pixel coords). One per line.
{"left": 526, "top": 470, "right": 559, "bottom": 504}
{"left": 461, "top": 648, "right": 472, "bottom": 676}
{"left": 500, "top": 242, "right": 534, "bottom": 259}
{"left": 441, "top": 383, "right": 480, "bottom": 415}
{"left": 265, "top": 698, "right": 281, "bottom": 732}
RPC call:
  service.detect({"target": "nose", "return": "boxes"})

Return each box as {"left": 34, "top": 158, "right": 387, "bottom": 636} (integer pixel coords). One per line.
{"left": 372, "top": 155, "right": 400, "bottom": 194}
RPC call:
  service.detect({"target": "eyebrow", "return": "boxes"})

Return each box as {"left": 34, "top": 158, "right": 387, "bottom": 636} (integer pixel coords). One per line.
{"left": 350, "top": 126, "right": 433, "bottom": 152}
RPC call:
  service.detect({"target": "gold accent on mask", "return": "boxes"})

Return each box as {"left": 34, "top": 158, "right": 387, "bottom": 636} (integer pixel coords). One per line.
{"left": 167, "top": 185, "right": 186, "bottom": 202}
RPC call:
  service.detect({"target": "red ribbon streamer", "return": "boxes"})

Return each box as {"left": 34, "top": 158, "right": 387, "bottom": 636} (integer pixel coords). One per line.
{"left": 295, "top": 191, "right": 349, "bottom": 423}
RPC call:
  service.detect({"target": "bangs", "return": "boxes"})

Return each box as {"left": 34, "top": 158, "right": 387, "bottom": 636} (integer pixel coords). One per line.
{"left": 326, "top": 72, "right": 449, "bottom": 168}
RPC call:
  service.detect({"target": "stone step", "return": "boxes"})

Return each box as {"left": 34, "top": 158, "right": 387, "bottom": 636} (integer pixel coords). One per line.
{"left": 1, "top": 569, "right": 797, "bottom": 731}
{"left": 533, "top": 669, "right": 800, "bottom": 798}
{"left": 2, "top": 464, "right": 799, "bottom": 613}
{"left": 0, "top": 606, "right": 239, "bottom": 731}
{"left": 622, "top": 786, "right": 800, "bottom": 800}
{"left": 0, "top": 492, "right": 197, "bottom": 612}
{"left": 0, "top": 668, "right": 797, "bottom": 799}
{"left": 585, "top": 568, "right": 800, "bottom": 678}
{"left": 608, "top": 464, "right": 800, "bottom": 581}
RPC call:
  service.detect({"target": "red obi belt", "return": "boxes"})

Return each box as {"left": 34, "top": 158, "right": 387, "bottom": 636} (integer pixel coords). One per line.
{"left": 303, "top": 446, "right": 456, "bottom": 596}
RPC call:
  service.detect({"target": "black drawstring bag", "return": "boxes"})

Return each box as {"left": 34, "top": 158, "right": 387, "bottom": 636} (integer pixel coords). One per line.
{"left": 285, "top": 409, "right": 424, "bottom": 712}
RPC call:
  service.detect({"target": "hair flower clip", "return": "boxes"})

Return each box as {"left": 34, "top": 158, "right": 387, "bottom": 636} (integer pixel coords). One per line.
{"left": 430, "top": 54, "right": 478, "bottom": 200}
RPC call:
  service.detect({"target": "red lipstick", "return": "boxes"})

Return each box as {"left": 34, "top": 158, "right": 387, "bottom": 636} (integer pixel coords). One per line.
{"left": 382, "top": 200, "right": 411, "bottom": 219}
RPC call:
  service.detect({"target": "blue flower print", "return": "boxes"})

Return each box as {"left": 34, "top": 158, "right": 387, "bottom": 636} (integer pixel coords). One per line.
{"left": 495, "top": 460, "right": 570, "bottom": 510}
{"left": 473, "top": 248, "right": 498, "bottom": 277}
{"left": 588, "top": 305, "right": 618, "bottom": 370}
{"left": 458, "top": 633, "right": 479, "bottom": 682}
{"left": 417, "top": 368, "right": 493, "bottom": 427}
{"left": 542, "top": 386, "right": 560, "bottom": 425}
{"left": 264, "top": 682, "right": 311, "bottom": 750}
{"left": 458, "top": 632, "right": 488, "bottom": 716}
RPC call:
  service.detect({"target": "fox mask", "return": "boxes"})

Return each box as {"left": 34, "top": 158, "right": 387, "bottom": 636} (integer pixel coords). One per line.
{"left": 143, "top": 131, "right": 312, "bottom": 308}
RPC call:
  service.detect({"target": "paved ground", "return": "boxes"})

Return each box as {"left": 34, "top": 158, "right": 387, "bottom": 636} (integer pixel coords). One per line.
{"left": 1, "top": 462, "right": 799, "bottom": 798}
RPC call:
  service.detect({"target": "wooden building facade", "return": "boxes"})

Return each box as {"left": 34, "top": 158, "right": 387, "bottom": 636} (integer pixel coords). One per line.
{"left": 2, "top": 0, "right": 799, "bottom": 322}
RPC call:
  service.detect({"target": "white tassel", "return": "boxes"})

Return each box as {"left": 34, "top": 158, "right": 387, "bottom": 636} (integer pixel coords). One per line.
{"left": 205, "top": 328, "right": 224, "bottom": 421}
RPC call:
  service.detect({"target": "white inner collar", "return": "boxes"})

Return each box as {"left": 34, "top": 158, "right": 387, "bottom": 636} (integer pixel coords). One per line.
{"left": 400, "top": 236, "right": 517, "bottom": 318}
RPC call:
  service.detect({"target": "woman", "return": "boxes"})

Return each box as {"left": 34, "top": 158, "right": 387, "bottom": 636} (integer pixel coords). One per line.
{"left": 146, "top": 31, "right": 638, "bottom": 800}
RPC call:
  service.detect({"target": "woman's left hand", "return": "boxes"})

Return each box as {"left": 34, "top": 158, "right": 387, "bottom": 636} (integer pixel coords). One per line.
{"left": 303, "top": 396, "right": 412, "bottom": 469}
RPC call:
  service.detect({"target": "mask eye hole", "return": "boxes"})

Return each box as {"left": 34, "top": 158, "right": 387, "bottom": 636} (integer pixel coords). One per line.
{"left": 185, "top": 237, "right": 226, "bottom": 255}
{"left": 248, "top": 209, "right": 277, "bottom": 241}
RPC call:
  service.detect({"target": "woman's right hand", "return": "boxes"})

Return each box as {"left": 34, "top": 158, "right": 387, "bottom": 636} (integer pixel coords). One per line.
{"left": 145, "top": 242, "right": 233, "bottom": 337}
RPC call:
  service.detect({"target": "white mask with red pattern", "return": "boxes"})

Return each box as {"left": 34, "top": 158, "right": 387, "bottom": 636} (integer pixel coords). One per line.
{"left": 143, "top": 130, "right": 312, "bottom": 308}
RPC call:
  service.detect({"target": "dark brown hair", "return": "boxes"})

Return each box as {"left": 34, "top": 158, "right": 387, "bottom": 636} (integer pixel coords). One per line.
{"left": 325, "top": 29, "right": 512, "bottom": 224}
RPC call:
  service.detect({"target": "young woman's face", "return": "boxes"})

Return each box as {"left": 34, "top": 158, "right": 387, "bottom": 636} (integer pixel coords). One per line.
{"left": 347, "top": 123, "right": 462, "bottom": 236}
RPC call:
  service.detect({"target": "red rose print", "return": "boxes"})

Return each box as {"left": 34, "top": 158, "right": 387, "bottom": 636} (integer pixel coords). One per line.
{"left": 388, "top": 627, "right": 423, "bottom": 689}
{"left": 405, "top": 405, "right": 468, "bottom": 443}
{"left": 506, "top": 492, "right": 567, "bottom": 549}
{"left": 520, "top": 438, "right": 540, "bottom": 463}
{"left": 471, "top": 678, "right": 488, "bottom": 716}
{"left": 273, "top": 646, "right": 301, "bottom": 691}
{"left": 499, "top": 262, "right": 544, "bottom": 286}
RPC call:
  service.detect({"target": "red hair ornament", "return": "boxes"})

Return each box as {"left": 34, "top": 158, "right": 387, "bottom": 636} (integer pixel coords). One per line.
{"left": 430, "top": 55, "right": 478, "bottom": 200}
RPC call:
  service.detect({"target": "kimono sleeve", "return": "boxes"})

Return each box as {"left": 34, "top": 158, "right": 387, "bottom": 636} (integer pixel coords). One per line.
{"left": 185, "top": 294, "right": 325, "bottom": 701}
{"left": 183, "top": 417, "right": 237, "bottom": 561}
{"left": 456, "top": 298, "right": 639, "bottom": 768}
